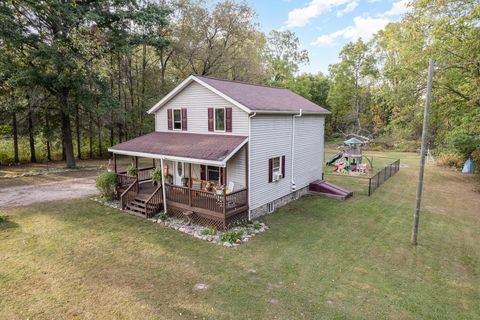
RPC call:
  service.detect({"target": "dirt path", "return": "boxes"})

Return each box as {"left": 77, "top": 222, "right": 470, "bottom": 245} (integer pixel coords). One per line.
{"left": 0, "top": 177, "right": 98, "bottom": 208}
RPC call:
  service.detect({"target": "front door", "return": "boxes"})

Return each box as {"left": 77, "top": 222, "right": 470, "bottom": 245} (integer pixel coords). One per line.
{"left": 174, "top": 161, "right": 184, "bottom": 186}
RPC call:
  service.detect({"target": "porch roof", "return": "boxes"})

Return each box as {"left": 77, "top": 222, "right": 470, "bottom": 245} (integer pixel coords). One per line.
{"left": 108, "top": 132, "right": 247, "bottom": 166}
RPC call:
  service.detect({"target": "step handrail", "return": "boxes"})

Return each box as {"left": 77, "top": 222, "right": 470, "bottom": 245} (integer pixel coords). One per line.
{"left": 145, "top": 184, "right": 163, "bottom": 218}
{"left": 120, "top": 179, "right": 139, "bottom": 209}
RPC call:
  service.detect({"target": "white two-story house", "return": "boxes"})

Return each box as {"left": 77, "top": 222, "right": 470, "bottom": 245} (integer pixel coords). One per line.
{"left": 108, "top": 75, "right": 330, "bottom": 229}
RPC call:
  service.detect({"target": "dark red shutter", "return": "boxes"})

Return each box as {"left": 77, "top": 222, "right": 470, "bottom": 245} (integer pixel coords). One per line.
{"left": 208, "top": 108, "right": 214, "bottom": 131}
{"left": 268, "top": 158, "right": 273, "bottom": 183}
{"left": 181, "top": 108, "right": 187, "bottom": 131}
{"left": 226, "top": 107, "right": 232, "bottom": 132}
{"left": 281, "top": 155, "right": 286, "bottom": 178}
{"left": 200, "top": 165, "right": 206, "bottom": 180}
{"left": 167, "top": 109, "right": 172, "bottom": 130}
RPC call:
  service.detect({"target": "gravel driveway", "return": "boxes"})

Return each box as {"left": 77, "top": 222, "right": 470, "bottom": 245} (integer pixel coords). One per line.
{"left": 0, "top": 177, "right": 98, "bottom": 208}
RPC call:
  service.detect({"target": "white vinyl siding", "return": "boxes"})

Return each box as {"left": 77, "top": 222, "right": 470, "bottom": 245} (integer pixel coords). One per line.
{"left": 292, "top": 115, "right": 324, "bottom": 188}
{"left": 249, "top": 115, "right": 292, "bottom": 209}
{"left": 155, "top": 82, "right": 248, "bottom": 135}
{"left": 226, "top": 145, "right": 246, "bottom": 189}
{"left": 249, "top": 114, "right": 325, "bottom": 210}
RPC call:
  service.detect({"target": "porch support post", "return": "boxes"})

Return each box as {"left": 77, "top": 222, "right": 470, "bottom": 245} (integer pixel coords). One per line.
{"left": 113, "top": 153, "right": 117, "bottom": 173}
{"left": 152, "top": 158, "right": 155, "bottom": 168}
{"left": 135, "top": 156, "right": 138, "bottom": 180}
{"left": 223, "top": 165, "right": 227, "bottom": 217}
{"left": 161, "top": 158, "right": 167, "bottom": 213}
{"left": 188, "top": 163, "right": 192, "bottom": 207}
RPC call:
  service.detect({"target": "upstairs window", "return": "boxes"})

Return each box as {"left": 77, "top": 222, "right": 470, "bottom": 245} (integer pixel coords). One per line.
{"left": 214, "top": 108, "right": 225, "bottom": 132}
{"left": 173, "top": 109, "right": 182, "bottom": 130}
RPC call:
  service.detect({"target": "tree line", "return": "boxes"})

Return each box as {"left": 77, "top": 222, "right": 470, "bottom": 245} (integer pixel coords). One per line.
{"left": 0, "top": 0, "right": 478, "bottom": 168}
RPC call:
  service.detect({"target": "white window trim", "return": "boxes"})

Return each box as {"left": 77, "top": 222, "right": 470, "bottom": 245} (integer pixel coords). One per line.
{"left": 214, "top": 107, "right": 226, "bottom": 132}
{"left": 272, "top": 156, "right": 282, "bottom": 175}
{"left": 173, "top": 108, "right": 182, "bottom": 131}
{"left": 267, "top": 201, "right": 275, "bottom": 213}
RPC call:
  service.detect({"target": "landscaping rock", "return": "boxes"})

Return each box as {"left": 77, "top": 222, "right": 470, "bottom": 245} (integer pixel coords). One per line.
{"left": 194, "top": 283, "right": 209, "bottom": 290}
{"left": 93, "top": 198, "right": 268, "bottom": 247}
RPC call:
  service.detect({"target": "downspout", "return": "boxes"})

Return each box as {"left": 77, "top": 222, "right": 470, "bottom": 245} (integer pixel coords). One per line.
{"left": 247, "top": 112, "right": 256, "bottom": 221}
{"left": 160, "top": 157, "right": 167, "bottom": 214}
{"left": 291, "top": 109, "right": 302, "bottom": 191}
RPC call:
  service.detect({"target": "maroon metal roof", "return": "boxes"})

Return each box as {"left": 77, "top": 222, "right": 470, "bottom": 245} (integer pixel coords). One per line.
{"left": 196, "top": 75, "right": 330, "bottom": 114}
{"left": 109, "top": 132, "right": 247, "bottom": 162}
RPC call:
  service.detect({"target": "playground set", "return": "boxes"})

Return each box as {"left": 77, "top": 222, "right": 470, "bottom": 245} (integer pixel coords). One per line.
{"left": 326, "top": 138, "right": 373, "bottom": 175}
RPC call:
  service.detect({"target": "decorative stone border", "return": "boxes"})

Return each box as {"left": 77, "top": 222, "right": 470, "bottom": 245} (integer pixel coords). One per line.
{"left": 91, "top": 197, "right": 268, "bottom": 247}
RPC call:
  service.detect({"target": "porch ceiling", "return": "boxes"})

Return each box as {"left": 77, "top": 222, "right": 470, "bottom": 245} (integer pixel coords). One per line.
{"left": 108, "top": 132, "right": 247, "bottom": 166}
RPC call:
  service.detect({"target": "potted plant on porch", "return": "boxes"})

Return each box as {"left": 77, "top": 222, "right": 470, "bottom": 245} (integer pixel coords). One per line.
{"left": 126, "top": 163, "right": 138, "bottom": 177}
{"left": 150, "top": 168, "right": 162, "bottom": 186}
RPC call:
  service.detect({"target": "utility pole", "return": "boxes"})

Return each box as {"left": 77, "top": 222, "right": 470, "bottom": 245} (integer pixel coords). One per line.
{"left": 411, "top": 58, "right": 434, "bottom": 245}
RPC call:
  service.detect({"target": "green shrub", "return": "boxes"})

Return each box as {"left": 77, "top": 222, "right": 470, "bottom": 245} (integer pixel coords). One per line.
{"left": 95, "top": 171, "right": 118, "bottom": 200}
{"left": 220, "top": 231, "right": 243, "bottom": 243}
{"left": 150, "top": 168, "right": 162, "bottom": 185}
{"left": 201, "top": 226, "right": 217, "bottom": 235}
{"left": 158, "top": 212, "right": 168, "bottom": 222}
{"left": 436, "top": 152, "right": 464, "bottom": 169}
{"left": 452, "top": 134, "right": 479, "bottom": 159}
{"left": 253, "top": 222, "right": 261, "bottom": 230}
{"left": 126, "top": 164, "right": 138, "bottom": 177}
{"left": 0, "top": 214, "right": 7, "bottom": 224}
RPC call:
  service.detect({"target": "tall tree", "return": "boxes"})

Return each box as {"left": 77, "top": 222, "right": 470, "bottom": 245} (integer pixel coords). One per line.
{"left": 265, "top": 30, "right": 309, "bottom": 83}
{"left": 328, "top": 39, "right": 378, "bottom": 136}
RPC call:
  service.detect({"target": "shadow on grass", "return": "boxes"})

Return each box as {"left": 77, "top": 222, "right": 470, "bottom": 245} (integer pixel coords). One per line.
{"left": 0, "top": 219, "right": 19, "bottom": 230}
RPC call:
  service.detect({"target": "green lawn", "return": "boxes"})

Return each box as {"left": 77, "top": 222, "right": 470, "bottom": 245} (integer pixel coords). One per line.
{"left": 1, "top": 151, "right": 479, "bottom": 319}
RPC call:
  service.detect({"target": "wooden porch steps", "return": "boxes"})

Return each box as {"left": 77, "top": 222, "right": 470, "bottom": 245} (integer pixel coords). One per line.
{"left": 124, "top": 197, "right": 148, "bottom": 217}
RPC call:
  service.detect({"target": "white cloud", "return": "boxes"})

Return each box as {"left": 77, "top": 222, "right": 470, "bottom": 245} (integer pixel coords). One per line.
{"left": 311, "top": 16, "right": 390, "bottom": 46}
{"left": 286, "top": 0, "right": 353, "bottom": 28}
{"left": 336, "top": 1, "right": 358, "bottom": 17}
{"left": 383, "top": 0, "right": 410, "bottom": 16}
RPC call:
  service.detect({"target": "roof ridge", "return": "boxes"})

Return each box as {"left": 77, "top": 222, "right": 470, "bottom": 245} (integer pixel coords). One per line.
{"left": 193, "top": 74, "right": 289, "bottom": 90}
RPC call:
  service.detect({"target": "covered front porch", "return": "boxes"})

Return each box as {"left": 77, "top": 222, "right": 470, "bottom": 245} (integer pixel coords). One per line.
{"left": 109, "top": 132, "right": 249, "bottom": 229}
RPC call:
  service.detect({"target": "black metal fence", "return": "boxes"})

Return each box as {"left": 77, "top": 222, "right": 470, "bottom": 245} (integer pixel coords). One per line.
{"left": 368, "top": 159, "right": 400, "bottom": 196}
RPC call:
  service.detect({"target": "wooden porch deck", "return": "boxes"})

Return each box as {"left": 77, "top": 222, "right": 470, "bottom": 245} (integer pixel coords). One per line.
{"left": 117, "top": 175, "right": 248, "bottom": 229}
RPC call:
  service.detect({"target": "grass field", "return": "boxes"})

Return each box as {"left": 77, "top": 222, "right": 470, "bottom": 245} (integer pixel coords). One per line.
{"left": 1, "top": 150, "right": 479, "bottom": 319}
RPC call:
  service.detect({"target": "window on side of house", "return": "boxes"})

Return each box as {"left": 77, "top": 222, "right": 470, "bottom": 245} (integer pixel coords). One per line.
{"left": 207, "top": 166, "right": 220, "bottom": 184}
{"left": 272, "top": 157, "right": 281, "bottom": 175}
{"left": 214, "top": 107, "right": 225, "bottom": 132}
{"left": 173, "top": 109, "right": 182, "bottom": 130}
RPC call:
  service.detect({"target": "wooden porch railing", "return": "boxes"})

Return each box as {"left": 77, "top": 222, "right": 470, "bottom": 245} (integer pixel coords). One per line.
{"left": 120, "top": 179, "right": 139, "bottom": 210}
{"left": 145, "top": 185, "right": 163, "bottom": 218}
{"left": 165, "top": 183, "right": 248, "bottom": 216}
{"left": 225, "top": 189, "right": 248, "bottom": 214}
{"left": 117, "top": 166, "right": 154, "bottom": 186}
{"left": 191, "top": 188, "right": 224, "bottom": 213}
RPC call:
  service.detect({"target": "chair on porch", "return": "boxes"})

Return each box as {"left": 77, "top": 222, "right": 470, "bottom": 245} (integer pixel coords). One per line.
{"left": 216, "top": 182, "right": 237, "bottom": 210}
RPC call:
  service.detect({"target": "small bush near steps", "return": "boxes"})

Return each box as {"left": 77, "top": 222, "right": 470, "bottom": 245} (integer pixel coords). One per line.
{"left": 95, "top": 172, "right": 118, "bottom": 201}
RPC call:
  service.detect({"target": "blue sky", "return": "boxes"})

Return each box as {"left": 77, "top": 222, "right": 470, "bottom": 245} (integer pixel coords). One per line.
{"left": 247, "top": 0, "right": 410, "bottom": 74}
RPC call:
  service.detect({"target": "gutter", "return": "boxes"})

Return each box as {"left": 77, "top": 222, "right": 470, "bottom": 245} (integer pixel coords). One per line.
{"left": 291, "top": 109, "right": 303, "bottom": 191}
{"left": 247, "top": 112, "right": 257, "bottom": 221}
